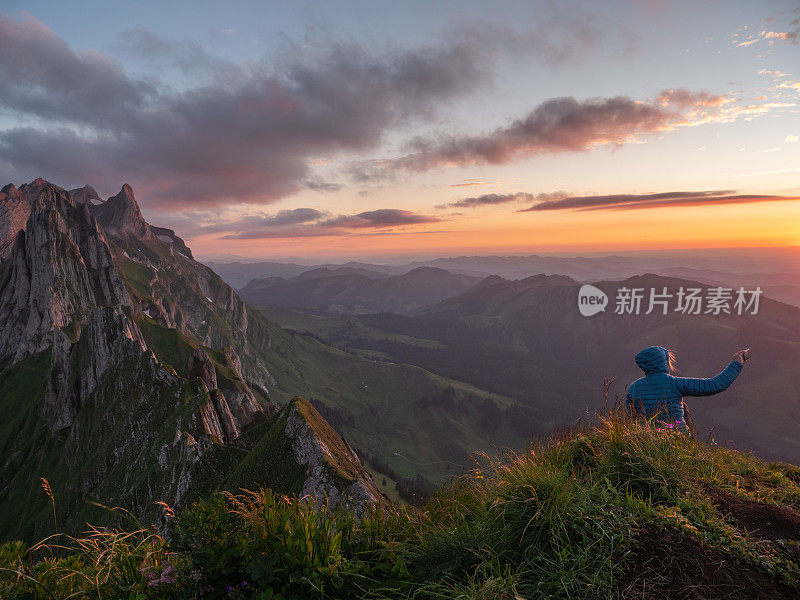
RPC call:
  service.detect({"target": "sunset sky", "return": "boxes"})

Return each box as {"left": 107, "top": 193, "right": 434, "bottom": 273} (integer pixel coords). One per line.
{"left": 1, "top": 0, "right": 799, "bottom": 260}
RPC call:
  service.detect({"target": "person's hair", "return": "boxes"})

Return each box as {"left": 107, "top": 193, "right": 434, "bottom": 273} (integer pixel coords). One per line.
{"left": 666, "top": 348, "right": 679, "bottom": 374}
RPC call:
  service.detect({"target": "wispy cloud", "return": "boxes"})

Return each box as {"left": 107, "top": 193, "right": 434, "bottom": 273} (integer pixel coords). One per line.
{"left": 437, "top": 191, "right": 567, "bottom": 209}
{"left": 319, "top": 209, "right": 440, "bottom": 228}
{"left": 350, "top": 89, "right": 779, "bottom": 179}
{"left": 517, "top": 190, "right": 800, "bottom": 212}
{"left": 191, "top": 207, "right": 441, "bottom": 239}
{"left": 732, "top": 9, "right": 800, "bottom": 48}
{"left": 448, "top": 178, "right": 498, "bottom": 188}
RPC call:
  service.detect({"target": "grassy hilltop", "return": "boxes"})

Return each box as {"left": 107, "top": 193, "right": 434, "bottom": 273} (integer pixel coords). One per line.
{"left": 4, "top": 412, "right": 800, "bottom": 599}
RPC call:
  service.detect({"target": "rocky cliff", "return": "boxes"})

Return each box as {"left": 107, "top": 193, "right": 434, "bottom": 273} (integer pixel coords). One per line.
{"left": 0, "top": 179, "right": 385, "bottom": 541}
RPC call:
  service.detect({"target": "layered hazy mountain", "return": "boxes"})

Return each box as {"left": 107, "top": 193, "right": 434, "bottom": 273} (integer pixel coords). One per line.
{"left": 0, "top": 179, "right": 534, "bottom": 541}
{"left": 239, "top": 266, "right": 482, "bottom": 314}
{"left": 209, "top": 249, "right": 800, "bottom": 308}
{"left": 258, "top": 271, "right": 800, "bottom": 467}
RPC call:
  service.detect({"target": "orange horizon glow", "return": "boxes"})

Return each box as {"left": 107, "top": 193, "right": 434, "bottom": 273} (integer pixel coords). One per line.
{"left": 188, "top": 199, "right": 800, "bottom": 259}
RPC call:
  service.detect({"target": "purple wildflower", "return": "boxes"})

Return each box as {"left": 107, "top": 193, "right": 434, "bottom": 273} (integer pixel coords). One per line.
{"left": 148, "top": 565, "right": 176, "bottom": 587}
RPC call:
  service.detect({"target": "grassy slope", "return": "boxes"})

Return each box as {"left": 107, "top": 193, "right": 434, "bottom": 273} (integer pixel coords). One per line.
{"left": 0, "top": 351, "right": 60, "bottom": 541}
{"left": 5, "top": 414, "right": 800, "bottom": 599}
{"left": 253, "top": 319, "right": 530, "bottom": 483}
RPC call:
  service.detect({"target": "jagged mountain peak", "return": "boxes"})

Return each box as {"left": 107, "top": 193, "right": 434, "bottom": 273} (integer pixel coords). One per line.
{"left": 28, "top": 177, "right": 48, "bottom": 188}
{"left": 0, "top": 182, "right": 131, "bottom": 365}
{"left": 91, "top": 183, "right": 150, "bottom": 238}
{"left": 69, "top": 184, "right": 102, "bottom": 205}
{"left": 1, "top": 179, "right": 58, "bottom": 258}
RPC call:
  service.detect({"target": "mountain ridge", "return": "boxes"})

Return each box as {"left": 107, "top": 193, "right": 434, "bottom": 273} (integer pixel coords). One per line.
{"left": 0, "top": 179, "right": 386, "bottom": 540}
{"left": 239, "top": 266, "right": 482, "bottom": 315}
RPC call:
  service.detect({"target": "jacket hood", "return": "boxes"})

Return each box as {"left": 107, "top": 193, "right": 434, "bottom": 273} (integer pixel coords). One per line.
{"left": 635, "top": 346, "right": 670, "bottom": 374}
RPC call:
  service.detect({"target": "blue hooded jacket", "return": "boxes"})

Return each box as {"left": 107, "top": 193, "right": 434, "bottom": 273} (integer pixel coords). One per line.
{"left": 625, "top": 346, "right": 742, "bottom": 426}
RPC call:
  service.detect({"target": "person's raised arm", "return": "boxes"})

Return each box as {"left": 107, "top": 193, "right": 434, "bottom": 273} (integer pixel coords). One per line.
{"left": 673, "top": 351, "right": 747, "bottom": 397}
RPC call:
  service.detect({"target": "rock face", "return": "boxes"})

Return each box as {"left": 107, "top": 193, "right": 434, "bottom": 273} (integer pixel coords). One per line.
{"left": 282, "top": 398, "right": 388, "bottom": 516}
{"left": 187, "top": 347, "right": 218, "bottom": 390}
{"left": 69, "top": 185, "right": 102, "bottom": 206}
{"left": 90, "top": 183, "right": 151, "bottom": 238}
{"left": 225, "top": 397, "right": 389, "bottom": 517}
{"left": 0, "top": 178, "right": 385, "bottom": 541}
{"left": 0, "top": 184, "right": 30, "bottom": 258}
{"left": 0, "top": 184, "right": 132, "bottom": 364}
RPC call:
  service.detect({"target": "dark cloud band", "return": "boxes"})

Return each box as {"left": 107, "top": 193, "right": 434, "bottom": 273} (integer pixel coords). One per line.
{"left": 516, "top": 190, "right": 799, "bottom": 212}
{"left": 352, "top": 90, "right": 732, "bottom": 179}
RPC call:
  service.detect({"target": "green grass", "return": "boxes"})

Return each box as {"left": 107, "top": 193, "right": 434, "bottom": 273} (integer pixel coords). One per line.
{"left": 115, "top": 252, "right": 155, "bottom": 300}
{"left": 0, "top": 351, "right": 57, "bottom": 541}
{"left": 254, "top": 328, "right": 527, "bottom": 483}
{"left": 255, "top": 305, "right": 445, "bottom": 349}
{"left": 135, "top": 315, "right": 196, "bottom": 376}
{"left": 5, "top": 411, "right": 800, "bottom": 599}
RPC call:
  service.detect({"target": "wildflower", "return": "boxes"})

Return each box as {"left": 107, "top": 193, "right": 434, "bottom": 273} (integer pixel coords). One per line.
{"left": 240, "top": 581, "right": 247, "bottom": 588}
{"left": 148, "top": 565, "right": 176, "bottom": 587}
{"left": 226, "top": 585, "right": 233, "bottom": 592}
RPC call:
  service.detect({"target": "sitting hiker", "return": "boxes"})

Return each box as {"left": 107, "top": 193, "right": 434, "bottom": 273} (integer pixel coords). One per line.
{"left": 625, "top": 345, "right": 748, "bottom": 430}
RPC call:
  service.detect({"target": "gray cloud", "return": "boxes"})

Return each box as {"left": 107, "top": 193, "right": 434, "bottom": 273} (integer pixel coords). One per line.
{"left": 437, "top": 192, "right": 535, "bottom": 209}
{"left": 260, "top": 207, "right": 328, "bottom": 225}
{"left": 353, "top": 90, "right": 729, "bottom": 178}
{"left": 303, "top": 179, "right": 344, "bottom": 192}
{"left": 188, "top": 207, "right": 328, "bottom": 236}
{"left": 0, "top": 11, "right": 618, "bottom": 209}
{"left": 437, "top": 191, "right": 571, "bottom": 209}
{"left": 517, "top": 190, "right": 799, "bottom": 211}
{"left": 320, "top": 208, "right": 441, "bottom": 228}
{"left": 199, "top": 207, "right": 440, "bottom": 239}
{"left": 118, "top": 29, "right": 243, "bottom": 82}
{"left": 0, "top": 15, "right": 154, "bottom": 128}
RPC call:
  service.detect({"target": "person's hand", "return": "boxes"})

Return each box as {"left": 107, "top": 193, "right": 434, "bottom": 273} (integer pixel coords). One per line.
{"left": 732, "top": 349, "right": 749, "bottom": 364}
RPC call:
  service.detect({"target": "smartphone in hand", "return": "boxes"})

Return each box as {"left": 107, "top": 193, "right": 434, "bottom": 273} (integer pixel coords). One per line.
{"left": 742, "top": 348, "right": 751, "bottom": 362}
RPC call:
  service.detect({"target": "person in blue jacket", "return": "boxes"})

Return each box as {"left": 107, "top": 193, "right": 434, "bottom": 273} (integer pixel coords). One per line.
{"left": 625, "top": 346, "right": 748, "bottom": 429}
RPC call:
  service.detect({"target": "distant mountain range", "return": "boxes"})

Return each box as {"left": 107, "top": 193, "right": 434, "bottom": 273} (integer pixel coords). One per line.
{"left": 207, "top": 249, "right": 800, "bottom": 308}
{"left": 257, "top": 270, "right": 800, "bottom": 467}
{"left": 239, "top": 266, "right": 482, "bottom": 314}
{"left": 205, "top": 260, "right": 406, "bottom": 288}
